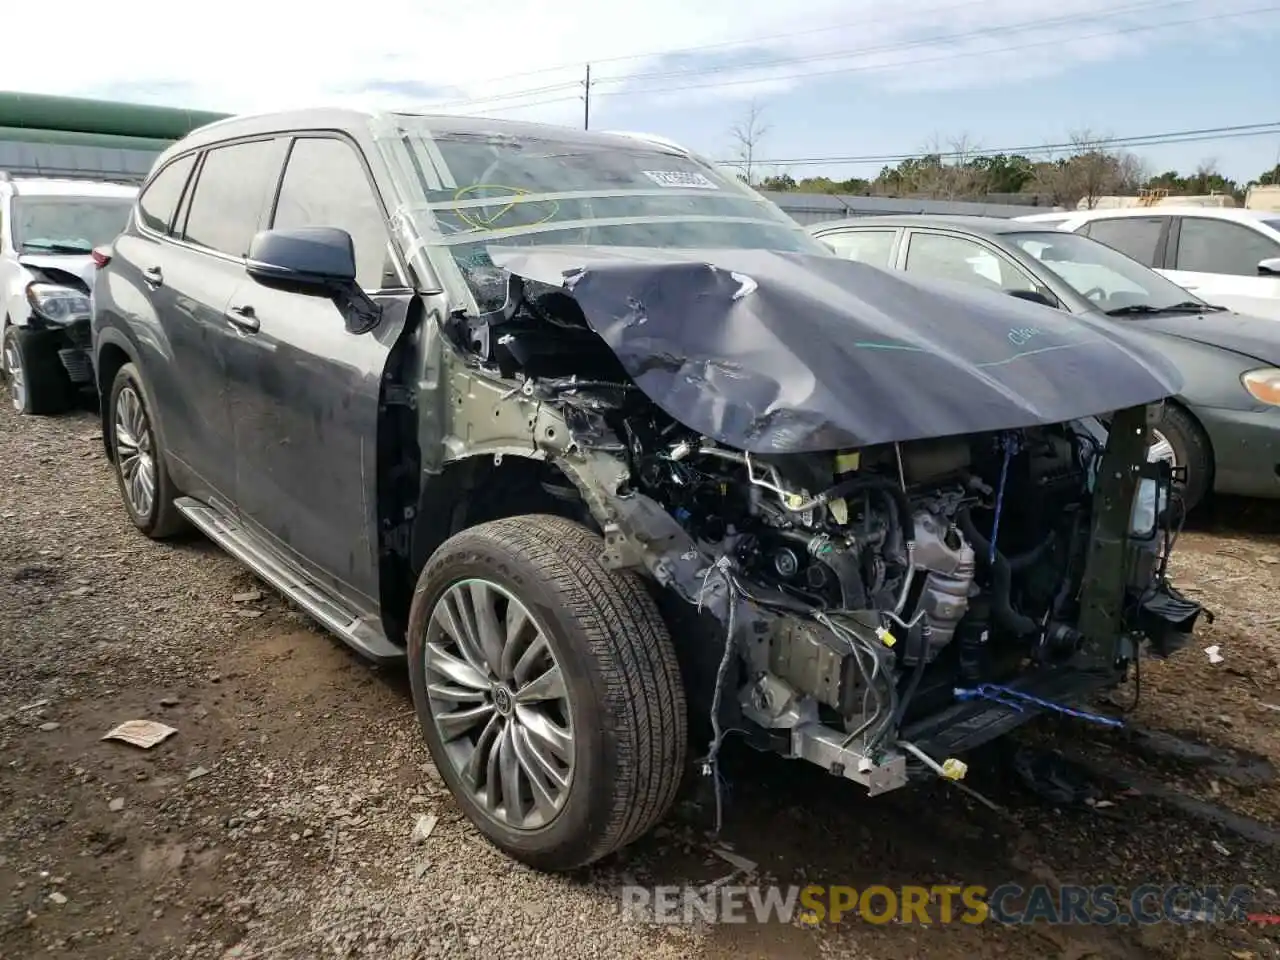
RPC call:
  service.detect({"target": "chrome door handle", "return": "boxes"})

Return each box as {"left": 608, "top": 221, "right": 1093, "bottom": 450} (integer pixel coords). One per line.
{"left": 226, "top": 304, "right": 260, "bottom": 333}
{"left": 142, "top": 266, "right": 163, "bottom": 288}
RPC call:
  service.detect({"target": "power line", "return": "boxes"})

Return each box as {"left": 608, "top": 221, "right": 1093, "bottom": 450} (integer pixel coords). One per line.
{"left": 429, "top": 2, "right": 1270, "bottom": 113}
{"left": 460, "top": 95, "right": 584, "bottom": 115}
{"left": 732, "top": 123, "right": 1280, "bottom": 169}
{"left": 596, "top": 0, "right": 1193, "bottom": 87}
{"left": 423, "top": 0, "right": 998, "bottom": 95}
{"left": 427, "top": 80, "right": 583, "bottom": 111}
{"left": 592, "top": 5, "right": 1279, "bottom": 99}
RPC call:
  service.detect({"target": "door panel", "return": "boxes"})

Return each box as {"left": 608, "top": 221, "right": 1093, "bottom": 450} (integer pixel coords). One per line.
{"left": 133, "top": 238, "right": 240, "bottom": 503}
{"left": 221, "top": 284, "right": 411, "bottom": 604}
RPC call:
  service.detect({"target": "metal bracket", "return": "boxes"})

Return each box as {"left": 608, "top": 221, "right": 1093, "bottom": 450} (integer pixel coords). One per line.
{"left": 1076, "top": 403, "right": 1147, "bottom": 670}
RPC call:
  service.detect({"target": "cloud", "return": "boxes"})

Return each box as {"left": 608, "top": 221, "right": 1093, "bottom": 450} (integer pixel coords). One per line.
{"left": 0, "top": 0, "right": 1268, "bottom": 126}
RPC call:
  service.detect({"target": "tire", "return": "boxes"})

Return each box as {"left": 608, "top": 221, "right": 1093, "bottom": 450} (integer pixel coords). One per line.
{"left": 406, "top": 515, "right": 687, "bottom": 872}
{"left": 107, "top": 363, "right": 187, "bottom": 539}
{"left": 1151, "top": 403, "right": 1212, "bottom": 512}
{"left": 2, "top": 324, "right": 74, "bottom": 415}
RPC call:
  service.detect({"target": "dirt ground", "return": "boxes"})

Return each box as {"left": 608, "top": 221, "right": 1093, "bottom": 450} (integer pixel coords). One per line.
{"left": 1, "top": 401, "right": 1277, "bottom": 960}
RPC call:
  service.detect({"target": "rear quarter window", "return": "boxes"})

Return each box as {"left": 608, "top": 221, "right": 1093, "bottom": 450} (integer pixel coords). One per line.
{"left": 138, "top": 154, "right": 197, "bottom": 235}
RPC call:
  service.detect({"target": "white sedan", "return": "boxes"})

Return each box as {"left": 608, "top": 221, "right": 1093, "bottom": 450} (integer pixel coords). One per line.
{"left": 1016, "top": 206, "right": 1280, "bottom": 321}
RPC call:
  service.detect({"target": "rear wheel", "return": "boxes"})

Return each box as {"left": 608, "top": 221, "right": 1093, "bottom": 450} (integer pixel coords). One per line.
{"left": 107, "top": 363, "right": 187, "bottom": 538}
{"left": 406, "top": 515, "right": 687, "bottom": 872}
{"left": 2, "top": 324, "right": 74, "bottom": 415}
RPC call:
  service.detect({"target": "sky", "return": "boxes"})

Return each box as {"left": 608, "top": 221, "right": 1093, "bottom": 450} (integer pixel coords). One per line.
{"left": 3, "top": 0, "right": 1279, "bottom": 184}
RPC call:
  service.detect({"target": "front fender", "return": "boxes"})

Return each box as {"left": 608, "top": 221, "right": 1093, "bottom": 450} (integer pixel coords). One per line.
{"left": 3, "top": 265, "right": 33, "bottom": 328}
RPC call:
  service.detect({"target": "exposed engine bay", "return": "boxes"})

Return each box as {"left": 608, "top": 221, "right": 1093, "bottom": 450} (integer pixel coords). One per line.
{"left": 437, "top": 249, "right": 1204, "bottom": 797}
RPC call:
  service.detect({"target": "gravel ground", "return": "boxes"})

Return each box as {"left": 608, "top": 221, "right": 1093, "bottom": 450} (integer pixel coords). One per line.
{"left": 1, "top": 400, "right": 1278, "bottom": 960}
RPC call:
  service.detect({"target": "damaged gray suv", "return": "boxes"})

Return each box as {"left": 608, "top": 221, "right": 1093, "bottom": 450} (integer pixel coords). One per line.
{"left": 91, "top": 109, "right": 1203, "bottom": 871}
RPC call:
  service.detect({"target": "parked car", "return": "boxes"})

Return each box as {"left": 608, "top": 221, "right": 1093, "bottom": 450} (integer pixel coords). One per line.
{"left": 92, "top": 110, "right": 1199, "bottom": 872}
{"left": 0, "top": 173, "right": 137, "bottom": 414}
{"left": 1016, "top": 207, "right": 1280, "bottom": 321}
{"left": 810, "top": 215, "right": 1280, "bottom": 509}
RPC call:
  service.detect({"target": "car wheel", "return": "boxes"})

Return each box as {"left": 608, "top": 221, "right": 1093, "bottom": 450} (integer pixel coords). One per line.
{"left": 2, "top": 324, "right": 73, "bottom": 415}
{"left": 1149, "top": 403, "right": 1212, "bottom": 512}
{"left": 108, "top": 363, "right": 187, "bottom": 538}
{"left": 407, "top": 514, "right": 687, "bottom": 872}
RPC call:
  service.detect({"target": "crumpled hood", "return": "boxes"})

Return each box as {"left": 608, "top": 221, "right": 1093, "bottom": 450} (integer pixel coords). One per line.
{"left": 1127, "top": 310, "right": 1280, "bottom": 366}
{"left": 488, "top": 245, "right": 1183, "bottom": 453}
{"left": 17, "top": 253, "right": 96, "bottom": 293}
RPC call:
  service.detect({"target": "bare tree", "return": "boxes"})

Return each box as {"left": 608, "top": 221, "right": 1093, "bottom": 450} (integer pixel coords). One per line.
{"left": 1032, "top": 129, "right": 1145, "bottom": 209}
{"left": 728, "top": 100, "right": 771, "bottom": 186}
{"left": 908, "top": 133, "right": 987, "bottom": 199}
{"left": 1192, "top": 156, "right": 1221, "bottom": 193}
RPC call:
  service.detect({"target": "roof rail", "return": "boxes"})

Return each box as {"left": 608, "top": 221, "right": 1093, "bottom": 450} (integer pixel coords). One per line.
{"left": 0, "top": 170, "right": 145, "bottom": 186}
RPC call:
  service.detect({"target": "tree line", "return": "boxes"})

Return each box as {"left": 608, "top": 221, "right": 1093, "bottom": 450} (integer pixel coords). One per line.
{"left": 726, "top": 102, "right": 1279, "bottom": 209}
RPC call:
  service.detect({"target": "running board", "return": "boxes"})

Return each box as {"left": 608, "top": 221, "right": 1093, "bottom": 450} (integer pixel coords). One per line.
{"left": 174, "top": 497, "right": 405, "bottom": 664}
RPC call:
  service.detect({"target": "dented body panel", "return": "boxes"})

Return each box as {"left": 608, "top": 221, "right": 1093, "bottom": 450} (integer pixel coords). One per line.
{"left": 486, "top": 245, "right": 1182, "bottom": 452}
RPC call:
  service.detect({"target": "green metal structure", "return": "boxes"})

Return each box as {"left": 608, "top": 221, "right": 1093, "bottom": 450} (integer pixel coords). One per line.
{"left": 0, "top": 91, "right": 228, "bottom": 142}
{"left": 0, "top": 91, "right": 230, "bottom": 181}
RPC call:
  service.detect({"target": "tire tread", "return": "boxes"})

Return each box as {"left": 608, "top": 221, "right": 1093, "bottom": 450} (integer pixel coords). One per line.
{"left": 414, "top": 514, "right": 687, "bottom": 868}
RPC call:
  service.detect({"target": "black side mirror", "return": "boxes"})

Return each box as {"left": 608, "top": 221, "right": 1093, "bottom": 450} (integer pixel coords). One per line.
{"left": 1007, "top": 289, "right": 1058, "bottom": 309}
{"left": 1258, "top": 257, "right": 1280, "bottom": 276}
{"left": 246, "top": 227, "right": 381, "bottom": 334}
{"left": 246, "top": 227, "right": 357, "bottom": 289}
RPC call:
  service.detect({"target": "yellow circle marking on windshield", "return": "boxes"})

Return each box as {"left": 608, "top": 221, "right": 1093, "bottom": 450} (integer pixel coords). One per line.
{"left": 452, "top": 184, "right": 561, "bottom": 231}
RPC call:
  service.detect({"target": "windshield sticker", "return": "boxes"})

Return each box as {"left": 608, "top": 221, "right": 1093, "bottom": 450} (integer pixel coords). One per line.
{"left": 643, "top": 170, "right": 720, "bottom": 190}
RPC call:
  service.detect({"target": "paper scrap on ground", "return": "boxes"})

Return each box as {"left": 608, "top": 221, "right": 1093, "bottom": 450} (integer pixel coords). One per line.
{"left": 102, "top": 720, "right": 178, "bottom": 749}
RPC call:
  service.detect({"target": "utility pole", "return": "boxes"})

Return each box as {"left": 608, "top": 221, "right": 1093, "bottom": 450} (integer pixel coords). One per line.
{"left": 583, "top": 64, "right": 591, "bottom": 130}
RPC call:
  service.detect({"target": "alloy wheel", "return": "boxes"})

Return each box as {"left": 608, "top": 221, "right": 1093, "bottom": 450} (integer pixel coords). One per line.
{"left": 1148, "top": 428, "right": 1178, "bottom": 469}
{"left": 424, "top": 579, "right": 575, "bottom": 831}
{"left": 114, "top": 385, "right": 156, "bottom": 519}
{"left": 2, "top": 337, "right": 24, "bottom": 412}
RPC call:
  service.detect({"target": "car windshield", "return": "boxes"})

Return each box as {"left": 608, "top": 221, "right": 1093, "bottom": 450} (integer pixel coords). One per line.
{"left": 1006, "top": 230, "right": 1207, "bottom": 313}
{"left": 12, "top": 197, "right": 134, "bottom": 254}
{"left": 1262, "top": 218, "right": 1280, "bottom": 234}
{"left": 387, "top": 121, "right": 826, "bottom": 311}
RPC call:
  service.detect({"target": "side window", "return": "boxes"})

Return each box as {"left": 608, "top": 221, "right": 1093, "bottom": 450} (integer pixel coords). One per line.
{"left": 138, "top": 153, "right": 197, "bottom": 235}
{"left": 822, "top": 230, "right": 896, "bottom": 268}
{"left": 271, "top": 137, "right": 393, "bottom": 290}
{"left": 183, "top": 138, "right": 288, "bottom": 258}
{"left": 904, "top": 232, "right": 1036, "bottom": 293}
{"left": 1081, "top": 217, "right": 1162, "bottom": 266}
{"left": 1174, "top": 218, "right": 1280, "bottom": 276}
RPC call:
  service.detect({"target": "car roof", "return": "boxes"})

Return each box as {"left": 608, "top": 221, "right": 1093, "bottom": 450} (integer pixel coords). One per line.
{"left": 1056, "top": 205, "right": 1277, "bottom": 224}
{"left": 152, "top": 107, "right": 693, "bottom": 171}
{"left": 2, "top": 177, "right": 137, "bottom": 199}
{"left": 808, "top": 214, "right": 1053, "bottom": 237}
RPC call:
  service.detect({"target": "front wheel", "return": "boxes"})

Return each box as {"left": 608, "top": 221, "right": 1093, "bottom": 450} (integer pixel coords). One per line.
{"left": 1148, "top": 403, "right": 1213, "bottom": 513}
{"left": 406, "top": 515, "right": 687, "bottom": 872}
{"left": 2, "top": 324, "right": 73, "bottom": 415}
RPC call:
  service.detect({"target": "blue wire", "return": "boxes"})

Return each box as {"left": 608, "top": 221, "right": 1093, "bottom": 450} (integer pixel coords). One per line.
{"left": 953, "top": 683, "right": 1124, "bottom": 729}
{"left": 989, "top": 434, "right": 1015, "bottom": 565}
